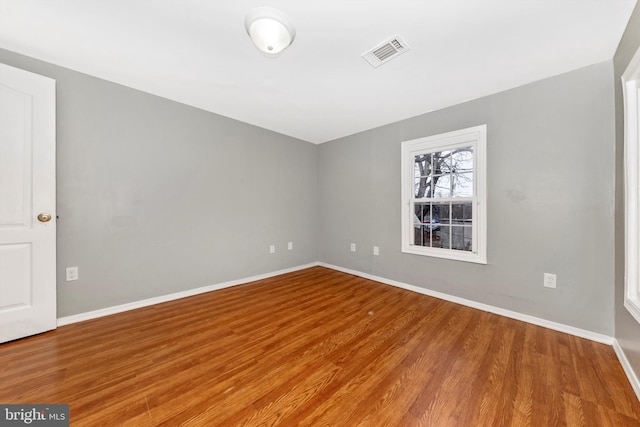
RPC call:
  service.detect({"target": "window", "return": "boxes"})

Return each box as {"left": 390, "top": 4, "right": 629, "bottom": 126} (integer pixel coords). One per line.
{"left": 623, "top": 47, "right": 640, "bottom": 325}
{"left": 401, "top": 125, "right": 487, "bottom": 264}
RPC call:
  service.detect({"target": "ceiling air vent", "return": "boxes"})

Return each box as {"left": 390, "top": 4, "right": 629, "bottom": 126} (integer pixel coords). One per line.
{"left": 362, "top": 36, "right": 410, "bottom": 68}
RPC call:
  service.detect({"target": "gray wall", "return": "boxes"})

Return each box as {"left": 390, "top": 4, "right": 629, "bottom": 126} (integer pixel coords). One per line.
{"left": 318, "top": 61, "right": 616, "bottom": 335}
{"left": 614, "top": 2, "right": 640, "bottom": 384}
{"left": 0, "top": 48, "right": 318, "bottom": 317}
{"left": 0, "top": 46, "right": 620, "bottom": 338}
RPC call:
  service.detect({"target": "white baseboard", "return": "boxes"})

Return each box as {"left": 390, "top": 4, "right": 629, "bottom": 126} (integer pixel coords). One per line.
{"left": 57, "top": 261, "right": 640, "bottom": 402}
{"left": 613, "top": 339, "right": 640, "bottom": 402}
{"left": 58, "top": 261, "right": 614, "bottom": 345}
{"left": 318, "top": 262, "right": 614, "bottom": 345}
{"left": 57, "top": 262, "right": 320, "bottom": 326}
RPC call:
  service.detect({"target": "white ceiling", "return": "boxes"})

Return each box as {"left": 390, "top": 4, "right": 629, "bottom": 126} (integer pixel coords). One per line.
{"left": 0, "top": 1, "right": 636, "bottom": 144}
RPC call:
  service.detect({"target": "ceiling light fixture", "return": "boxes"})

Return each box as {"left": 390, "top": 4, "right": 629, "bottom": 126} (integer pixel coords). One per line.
{"left": 245, "top": 7, "right": 296, "bottom": 55}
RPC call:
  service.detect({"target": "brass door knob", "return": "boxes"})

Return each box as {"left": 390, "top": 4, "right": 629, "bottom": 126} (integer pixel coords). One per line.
{"left": 37, "top": 213, "right": 52, "bottom": 222}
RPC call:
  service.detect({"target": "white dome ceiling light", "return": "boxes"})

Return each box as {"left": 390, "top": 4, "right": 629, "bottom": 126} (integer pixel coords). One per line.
{"left": 245, "top": 7, "right": 296, "bottom": 55}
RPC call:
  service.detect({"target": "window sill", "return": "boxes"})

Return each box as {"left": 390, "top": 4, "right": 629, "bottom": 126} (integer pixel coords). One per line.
{"left": 402, "top": 245, "right": 487, "bottom": 264}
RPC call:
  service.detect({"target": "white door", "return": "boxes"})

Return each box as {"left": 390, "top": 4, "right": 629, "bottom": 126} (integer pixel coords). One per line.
{"left": 0, "top": 63, "right": 56, "bottom": 343}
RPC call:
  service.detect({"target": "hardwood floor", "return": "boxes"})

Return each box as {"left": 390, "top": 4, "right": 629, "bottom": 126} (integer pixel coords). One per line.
{"left": 1, "top": 266, "right": 639, "bottom": 426}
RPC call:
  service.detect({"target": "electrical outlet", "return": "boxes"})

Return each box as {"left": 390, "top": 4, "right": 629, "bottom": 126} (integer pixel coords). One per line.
{"left": 350, "top": 243, "right": 356, "bottom": 252}
{"left": 373, "top": 246, "right": 379, "bottom": 256}
{"left": 66, "top": 267, "right": 78, "bottom": 281}
{"left": 288, "top": 241, "right": 293, "bottom": 250}
{"left": 269, "top": 245, "right": 275, "bottom": 254}
{"left": 544, "top": 273, "right": 556, "bottom": 288}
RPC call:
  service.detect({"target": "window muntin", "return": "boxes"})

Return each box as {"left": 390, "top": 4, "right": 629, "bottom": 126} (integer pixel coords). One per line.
{"left": 402, "top": 125, "right": 486, "bottom": 264}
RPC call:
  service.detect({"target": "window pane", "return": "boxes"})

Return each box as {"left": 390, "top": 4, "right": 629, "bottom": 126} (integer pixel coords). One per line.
{"left": 432, "top": 225, "right": 450, "bottom": 249}
{"left": 432, "top": 175, "right": 451, "bottom": 198}
{"left": 414, "top": 154, "right": 432, "bottom": 178}
{"left": 413, "top": 203, "right": 429, "bottom": 246}
{"left": 414, "top": 160, "right": 421, "bottom": 178}
{"left": 451, "top": 202, "right": 472, "bottom": 224}
{"left": 431, "top": 202, "right": 447, "bottom": 226}
{"left": 451, "top": 226, "right": 472, "bottom": 251}
{"left": 414, "top": 203, "right": 428, "bottom": 222}
{"left": 414, "top": 176, "right": 432, "bottom": 198}
{"left": 413, "top": 203, "right": 428, "bottom": 247}
{"left": 414, "top": 179, "right": 419, "bottom": 197}
{"left": 451, "top": 147, "right": 473, "bottom": 173}
{"left": 414, "top": 225, "right": 426, "bottom": 246}
{"left": 436, "top": 151, "right": 453, "bottom": 174}
{"left": 452, "top": 172, "right": 473, "bottom": 197}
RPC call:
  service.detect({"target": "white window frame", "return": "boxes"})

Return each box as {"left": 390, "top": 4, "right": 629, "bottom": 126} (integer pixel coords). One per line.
{"left": 623, "top": 46, "right": 640, "bottom": 325}
{"left": 401, "top": 125, "right": 487, "bottom": 264}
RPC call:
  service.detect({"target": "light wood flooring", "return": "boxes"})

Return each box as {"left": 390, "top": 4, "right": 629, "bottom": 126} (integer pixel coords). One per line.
{"left": 1, "top": 266, "right": 639, "bottom": 426}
